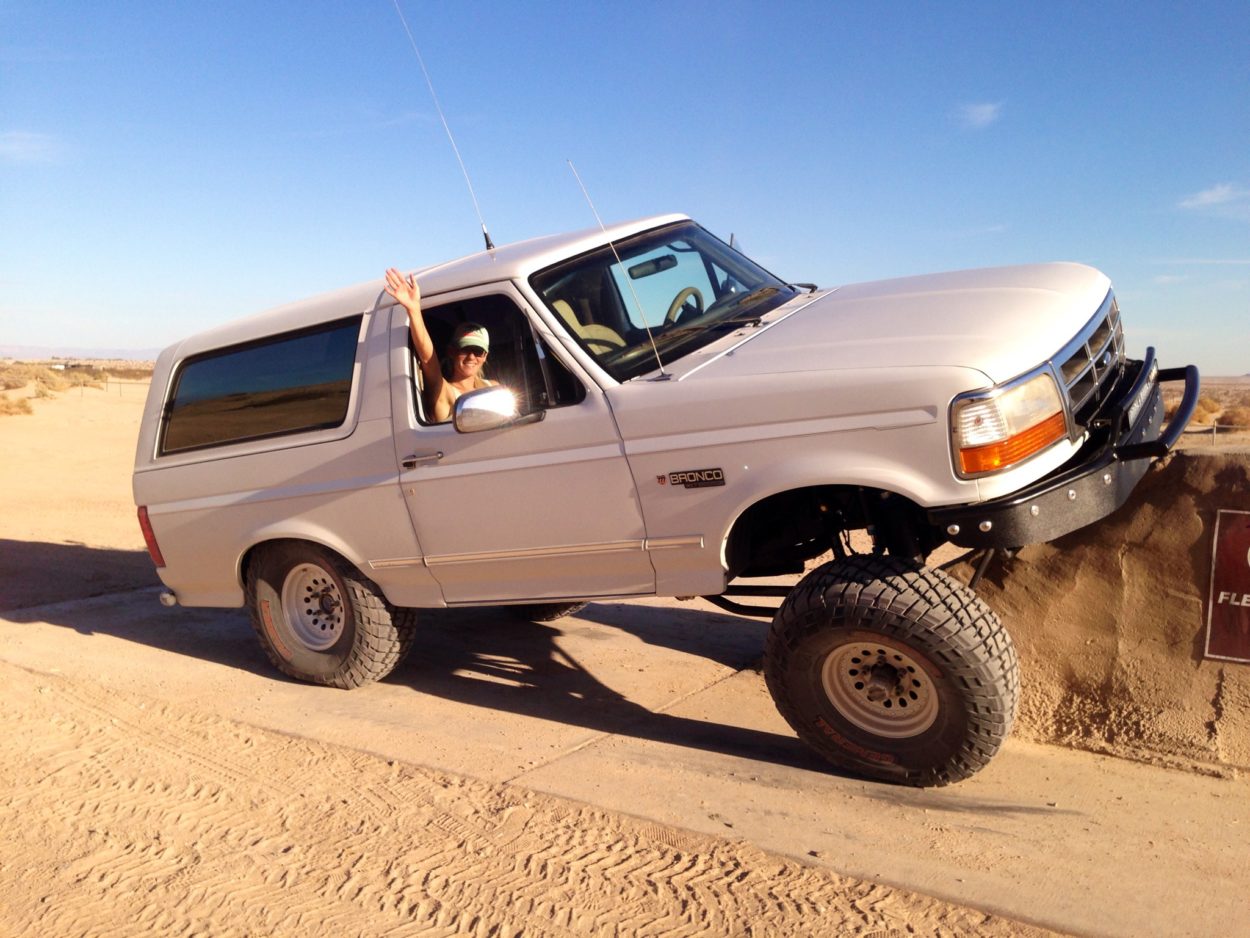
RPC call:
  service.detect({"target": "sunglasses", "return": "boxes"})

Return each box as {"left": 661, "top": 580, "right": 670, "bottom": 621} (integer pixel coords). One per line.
{"left": 457, "top": 346, "right": 487, "bottom": 358}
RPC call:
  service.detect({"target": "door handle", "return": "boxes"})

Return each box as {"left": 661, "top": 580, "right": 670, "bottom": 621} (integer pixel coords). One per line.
{"left": 402, "top": 451, "right": 443, "bottom": 469}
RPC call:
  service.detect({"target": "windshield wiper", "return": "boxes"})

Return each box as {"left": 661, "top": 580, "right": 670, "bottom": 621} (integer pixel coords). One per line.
{"left": 654, "top": 316, "right": 761, "bottom": 350}
{"left": 711, "top": 285, "right": 779, "bottom": 315}
{"left": 710, "top": 313, "right": 764, "bottom": 329}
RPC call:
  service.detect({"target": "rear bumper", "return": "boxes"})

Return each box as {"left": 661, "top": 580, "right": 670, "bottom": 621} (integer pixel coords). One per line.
{"left": 928, "top": 349, "right": 1200, "bottom": 550}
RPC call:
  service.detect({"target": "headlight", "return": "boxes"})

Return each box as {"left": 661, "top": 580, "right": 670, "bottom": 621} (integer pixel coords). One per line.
{"left": 952, "top": 371, "right": 1067, "bottom": 476}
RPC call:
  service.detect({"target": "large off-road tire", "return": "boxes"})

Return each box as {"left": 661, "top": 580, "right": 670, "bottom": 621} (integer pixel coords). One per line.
{"left": 764, "top": 555, "right": 1018, "bottom": 787}
{"left": 246, "top": 542, "right": 417, "bottom": 689}
{"left": 508, "top": 601, "right": 588, "bottom": 622}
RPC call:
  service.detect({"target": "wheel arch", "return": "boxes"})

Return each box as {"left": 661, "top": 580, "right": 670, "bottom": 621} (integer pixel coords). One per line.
{"left": 238, "top": 533, "right": 369, "bottom": 599}
{"left": 704, "top": 446, "right": 964, "bottom": 579}
{"left": 720, "top": 483, "right": 943, "bottom": 579}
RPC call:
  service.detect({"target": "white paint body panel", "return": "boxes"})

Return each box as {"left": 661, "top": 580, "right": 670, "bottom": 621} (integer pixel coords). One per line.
{"left": 134, "top": 308, "right": 439, "bottom": 607}
{"left": 742, "top": 263, "right": 1111, "bottom": 385}
{"left": 133, "top": 215, "right": 1116, "bottom": 609}
{"left": 385, "top": 284, "right": 654, "bottom": 604}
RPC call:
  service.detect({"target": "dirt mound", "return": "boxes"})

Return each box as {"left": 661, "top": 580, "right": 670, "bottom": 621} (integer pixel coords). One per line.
{"left": 963, "top": 453, "right": 1250, "bottom": 772}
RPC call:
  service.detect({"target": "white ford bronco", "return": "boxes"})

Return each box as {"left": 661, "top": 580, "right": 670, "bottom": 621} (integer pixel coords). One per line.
{"left": 134, "top": 214, "right": 1198, "bottom": 786}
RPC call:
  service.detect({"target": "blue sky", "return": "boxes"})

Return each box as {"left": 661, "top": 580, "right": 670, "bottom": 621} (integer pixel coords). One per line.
{"left": 2, "top": 1, "right": 1248, "bottom": 373}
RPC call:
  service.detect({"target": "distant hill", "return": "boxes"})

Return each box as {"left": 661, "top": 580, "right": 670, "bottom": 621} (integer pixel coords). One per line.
{"left": 0, "top": 344, "right": 161, "bottom": 362}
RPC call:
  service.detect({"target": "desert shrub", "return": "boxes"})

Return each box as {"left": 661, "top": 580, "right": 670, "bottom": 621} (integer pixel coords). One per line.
{"left": 1217, "top": 406, "right": 1250, "bottom": 428}
{"left": 1189, "top": 395, "right": 1221, "bottom": 426}
{"left": 0, "top": 363, "right": 40, "bottom": 390}
{"left": 0, "top": 362, "right": 108, "bottom": 394}
{"left": 3, "top": 364, "right": 69, "bottom": 391}
{"left": 34, "top": 366, "right": 103, "bottom": 391}
{"left": 0, "top": 394, "right": 32, "bottom": 416}
{"left": 103, "top": 365, "right": 155, "bottom": 381}
{"left": 32, "top": 370, "right": 68, "bottom": 391}
{"left": 62, "top": 368, "right": 104, "bottom": 389}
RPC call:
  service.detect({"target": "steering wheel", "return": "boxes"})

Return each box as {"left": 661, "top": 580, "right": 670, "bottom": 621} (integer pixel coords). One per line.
{"left": 665, "top": 287, "right": 705, "bottom": 324}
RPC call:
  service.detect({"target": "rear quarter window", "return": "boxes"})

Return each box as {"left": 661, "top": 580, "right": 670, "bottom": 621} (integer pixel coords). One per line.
{"left": 160, "top": 315, "right": 363, "bottom": 455}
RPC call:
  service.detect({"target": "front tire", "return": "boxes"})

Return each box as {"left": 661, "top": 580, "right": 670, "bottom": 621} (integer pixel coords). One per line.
{"left": 247, "top": 542, "right": 416, "bottom": 689}
{"left": 764, "top": 555, "right": 1018, "bottom": 787}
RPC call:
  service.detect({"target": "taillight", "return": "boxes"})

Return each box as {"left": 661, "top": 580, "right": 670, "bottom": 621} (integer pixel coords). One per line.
{"left": 137, "top": 506, "right": 166, "bottom": 568}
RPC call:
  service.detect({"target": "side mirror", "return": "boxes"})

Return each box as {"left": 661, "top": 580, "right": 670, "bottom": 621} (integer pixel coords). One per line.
{"left": 453, "top": 385, "right": 544, "bottom": 433}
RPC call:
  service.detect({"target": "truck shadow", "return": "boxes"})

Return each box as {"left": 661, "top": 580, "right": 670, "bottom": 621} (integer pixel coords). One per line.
{"left": 392, "top": 605, "right": 833, "bottom": 775}
{"left": 0, "top": 539, "right": 161, "bottom": 612}
{"left": 2, "top": 540, "right": 831, "bottom": 775}
{"left": 1, "top": 540, "right": 276, "bottom": 678}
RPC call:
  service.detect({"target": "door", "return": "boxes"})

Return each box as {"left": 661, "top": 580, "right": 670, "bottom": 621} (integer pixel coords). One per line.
{"left": 390, "top": 282, "right": 655, "bottom": 604}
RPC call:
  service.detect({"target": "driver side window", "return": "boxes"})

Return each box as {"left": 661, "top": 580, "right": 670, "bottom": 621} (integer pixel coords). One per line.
{"left": 412, "top": 293, "right": 585, "bottom": 425}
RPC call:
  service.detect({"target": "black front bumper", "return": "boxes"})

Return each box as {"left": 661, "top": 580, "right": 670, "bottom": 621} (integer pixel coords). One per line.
{"left": 928, "top": 349, "right": 1200, "bottom": 550}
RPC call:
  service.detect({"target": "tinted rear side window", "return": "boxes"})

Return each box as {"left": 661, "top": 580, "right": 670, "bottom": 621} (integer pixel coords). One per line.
{"left": 161, "top": 316, "right": 362, "bottom": 455}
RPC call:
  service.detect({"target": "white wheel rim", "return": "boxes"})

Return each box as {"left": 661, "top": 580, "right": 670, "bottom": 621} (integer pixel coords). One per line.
{"left": 281, "top": 562, "right": 345, "bottom": 651}
{"left": 820, "top": 640, "right": 939, "bottom": 739}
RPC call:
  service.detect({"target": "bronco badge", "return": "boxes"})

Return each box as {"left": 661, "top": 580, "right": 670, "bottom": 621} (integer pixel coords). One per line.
{"left": 663, "top": 468, "right": 726, "bottom": 489}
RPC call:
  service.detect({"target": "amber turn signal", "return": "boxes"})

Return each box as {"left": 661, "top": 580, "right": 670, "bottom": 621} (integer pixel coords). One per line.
{"left": 958, "top": 411, "right": 1068, "bottom": 475}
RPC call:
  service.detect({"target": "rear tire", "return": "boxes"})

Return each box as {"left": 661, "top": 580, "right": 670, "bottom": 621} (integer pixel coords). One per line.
{"left": 764, "top": 555, "right": 1018, "bottom": 787}
{"left": 246, "top": 542, "right": 416, "bottom": 689}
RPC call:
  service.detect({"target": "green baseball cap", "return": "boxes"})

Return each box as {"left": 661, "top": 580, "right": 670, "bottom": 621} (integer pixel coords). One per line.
{"left": 453, "top": 323, "right": 489, "bottom": 352}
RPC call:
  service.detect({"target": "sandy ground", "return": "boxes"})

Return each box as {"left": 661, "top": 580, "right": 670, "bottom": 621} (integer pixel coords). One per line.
{"left": 1170, "top": 376, "right": 1250, "bottom": 453}
{"left": 2, "top": 381, "right": 1248, "bottom": 936}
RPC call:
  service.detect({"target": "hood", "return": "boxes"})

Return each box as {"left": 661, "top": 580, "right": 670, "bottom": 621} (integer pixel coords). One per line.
{"left": 679, "top": 262, "right": 1111, "bottom": 386}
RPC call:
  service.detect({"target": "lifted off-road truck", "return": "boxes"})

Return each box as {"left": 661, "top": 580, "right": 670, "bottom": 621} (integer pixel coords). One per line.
{"left": 134, "top": 214, "right": 1199, "bottom": 786}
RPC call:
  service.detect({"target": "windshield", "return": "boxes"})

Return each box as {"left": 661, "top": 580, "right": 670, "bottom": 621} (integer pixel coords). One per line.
{"left": 529, "top": 222, "right": 798, "bottom": 381}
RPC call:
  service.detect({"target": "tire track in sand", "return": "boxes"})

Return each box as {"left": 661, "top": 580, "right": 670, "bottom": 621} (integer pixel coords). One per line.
{"left": 0, "top": 661, "right": 1055, "bottom": 937}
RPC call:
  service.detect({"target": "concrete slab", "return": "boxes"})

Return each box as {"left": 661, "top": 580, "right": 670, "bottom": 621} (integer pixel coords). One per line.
{"left": 517, "top": 668, "right": 1250, "bottom": 938}
{"left": 2, "top": 587, "right": 1247, "bottom": 938}
{"left": 0, "top": 589, "right": 772, "bottom": 781}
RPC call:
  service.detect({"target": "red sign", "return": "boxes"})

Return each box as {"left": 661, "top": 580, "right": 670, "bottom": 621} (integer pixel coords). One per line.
{"left": 1206, "top": 510, "right": 1250, "bottom": 663}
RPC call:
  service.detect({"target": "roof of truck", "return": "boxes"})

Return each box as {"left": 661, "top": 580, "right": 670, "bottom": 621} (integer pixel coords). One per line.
{"left": 414, "top": 212, "right": 689, "bottom": 298}
{"left": 163, "top": 213, "right": 689, "bottom": 361}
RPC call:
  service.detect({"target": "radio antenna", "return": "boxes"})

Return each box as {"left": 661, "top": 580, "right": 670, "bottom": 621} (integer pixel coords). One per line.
{"left": 567, "top": 160, "right": 669, "bottom": 379}
{"left": 391, "top": 0, "right": 495, "bottom": 251}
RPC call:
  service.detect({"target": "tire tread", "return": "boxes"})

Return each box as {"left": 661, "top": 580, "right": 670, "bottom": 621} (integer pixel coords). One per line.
{"left": 764, "top": 555, "right": 1018, "bottom": 787}
{"left": 246, "top": 544, "right": 417, "bottom": 690}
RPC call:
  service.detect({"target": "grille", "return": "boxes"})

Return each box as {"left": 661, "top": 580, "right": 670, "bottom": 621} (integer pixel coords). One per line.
{"left": 1056, "top": 295, "right": 1124, "bottom": 424}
